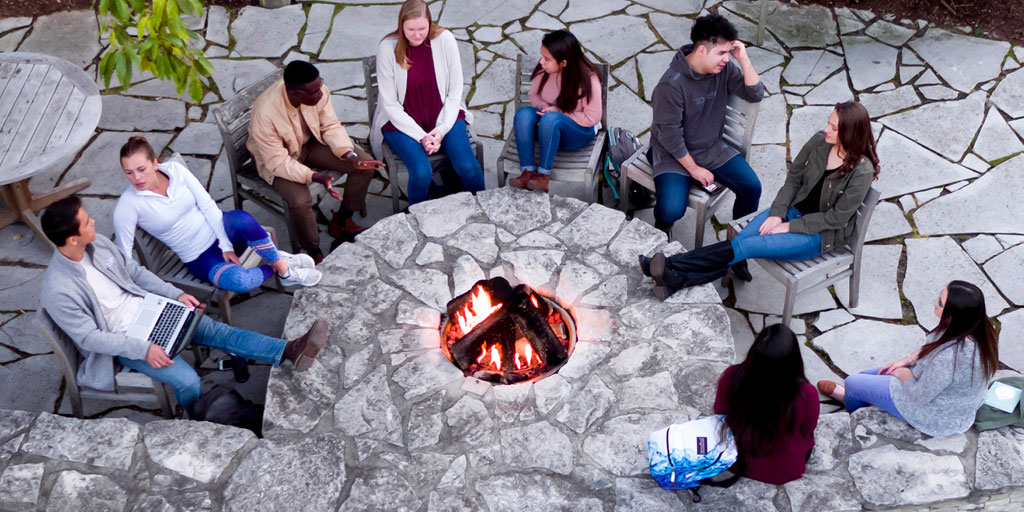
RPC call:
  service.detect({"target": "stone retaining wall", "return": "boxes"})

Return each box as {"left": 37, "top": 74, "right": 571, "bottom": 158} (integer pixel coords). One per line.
{"left": 1, "top": 408, "right": 1022, "bottom": 510}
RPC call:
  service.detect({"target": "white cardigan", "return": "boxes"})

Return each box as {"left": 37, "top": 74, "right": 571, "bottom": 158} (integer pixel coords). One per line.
{"left": 370, "top": 29, "right": 473, "bottom": 159}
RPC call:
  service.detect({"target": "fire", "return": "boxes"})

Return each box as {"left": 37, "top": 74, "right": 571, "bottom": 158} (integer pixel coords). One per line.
{"left": 476, "top": 338, "right": 540, "bottom": 372}
{"left": 457, "top": 285, "right": 502, "bottom": 335}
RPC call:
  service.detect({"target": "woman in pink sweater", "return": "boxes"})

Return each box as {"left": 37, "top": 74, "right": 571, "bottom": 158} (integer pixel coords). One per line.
{"left": 510, "top": 30, "right": 603, "bottom": 193}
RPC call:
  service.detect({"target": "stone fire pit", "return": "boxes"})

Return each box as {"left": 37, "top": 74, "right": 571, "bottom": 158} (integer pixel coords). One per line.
{"left": 265, "top": 189, "right": 736, "bottom": 509}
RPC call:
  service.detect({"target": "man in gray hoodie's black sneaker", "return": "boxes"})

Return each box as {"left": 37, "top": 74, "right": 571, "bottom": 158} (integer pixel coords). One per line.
{"left": 649, "top": 14, "right": 765, "bottom": 242}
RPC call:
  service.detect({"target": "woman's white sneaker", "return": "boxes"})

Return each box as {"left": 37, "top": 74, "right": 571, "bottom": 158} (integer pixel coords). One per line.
{"left": 278, "top": 250, "right": 316, "bottom": 269}
{"left": 279, "top": 267, "right": 322, "bottom": 287}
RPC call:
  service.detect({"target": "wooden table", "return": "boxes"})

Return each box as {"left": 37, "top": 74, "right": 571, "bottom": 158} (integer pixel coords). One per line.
{"left": 0, "top": 52, "right": 101, "bottom": 244}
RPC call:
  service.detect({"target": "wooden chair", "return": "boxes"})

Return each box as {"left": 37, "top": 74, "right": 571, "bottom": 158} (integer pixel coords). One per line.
{"left": 362, "top": 56, "right": 486, "bottom": 213}
{"left": 496, "top": 55, "right": 610, "bottom": 202}
{"left": 131, "top": 153, "right": 282, "bottom": 326}
{"left": 726, "top": 187, "right": 882, "bottom": 325}
{"left": 34, "top": 309, "right": 175, "bottom": 419}
{"left": 618, "top": 95, "right": 761, "bottom": 248}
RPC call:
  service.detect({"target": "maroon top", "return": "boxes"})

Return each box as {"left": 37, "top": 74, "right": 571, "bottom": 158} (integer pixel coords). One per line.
{"left": 713, "top": 365, "right": 819, "bottom": 485}
{"left": 382, "top": 40, "right": 465, "bottom": 134}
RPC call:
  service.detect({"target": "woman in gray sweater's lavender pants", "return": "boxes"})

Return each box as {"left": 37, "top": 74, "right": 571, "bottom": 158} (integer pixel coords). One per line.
{"left": 818, "top": 280, "right": 1000, "bottom": 438}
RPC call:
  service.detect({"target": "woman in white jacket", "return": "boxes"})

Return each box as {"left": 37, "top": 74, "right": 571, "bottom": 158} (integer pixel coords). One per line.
{"left": 371, "top": 0, "right": 485, "bottom": 205}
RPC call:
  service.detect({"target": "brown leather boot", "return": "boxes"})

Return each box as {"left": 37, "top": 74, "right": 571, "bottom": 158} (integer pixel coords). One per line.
{"left": 526, "top": 173, "right": 550, "bottom": 193}
{"left": 510, "top": 170, "right": 535, "bottom": 189}
{"left": 329, "top": 210, "right": 368, "bottom": 239}
{"left": 283, "top": 318, "right": 327, "bottom": 371}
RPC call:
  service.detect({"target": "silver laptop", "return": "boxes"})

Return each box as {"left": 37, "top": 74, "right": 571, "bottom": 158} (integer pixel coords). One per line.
{"left": 125, "top": 294, "right": 201, "bottom": 358}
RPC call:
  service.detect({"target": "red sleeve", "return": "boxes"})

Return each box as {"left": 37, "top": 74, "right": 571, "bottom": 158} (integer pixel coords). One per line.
{"left": 799, "top": 382, "right": 821, "bottom": 439}
{"left": 713, "top": 366, "right": 737, "bottom": 415}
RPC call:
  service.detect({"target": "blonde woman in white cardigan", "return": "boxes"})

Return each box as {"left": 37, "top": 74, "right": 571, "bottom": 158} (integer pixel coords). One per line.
{"left": 371, "top": 0, "right": 485, "bottom": 205}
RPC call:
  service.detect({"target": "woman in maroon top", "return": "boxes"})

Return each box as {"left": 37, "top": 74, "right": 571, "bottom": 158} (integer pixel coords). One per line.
{"left": 372, "top": 0, "right": 485, "bottom": 205}
{"left": 714, "top": 324, "right": 819, "bottom": 485}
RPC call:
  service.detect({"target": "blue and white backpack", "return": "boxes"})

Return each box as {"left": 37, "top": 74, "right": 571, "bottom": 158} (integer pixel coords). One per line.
{"left": 647, "top": 415, "right": 738, "bottom": 493}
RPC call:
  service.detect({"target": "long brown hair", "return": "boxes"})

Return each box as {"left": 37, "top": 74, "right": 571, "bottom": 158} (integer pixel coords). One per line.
{"left": 720, "top": 324, "right": 807, "bottom": 457}
{"left": 385, "top": 0, "right": 446, "bottom": 70}
{"left": 918, "top": 280, "right": 999, "bottom": 380}
{"left": 531, "top": 30, "right": 600, "bottom": 113}
{"left": 834, "top": 101, "right": 880, "bottom": 179}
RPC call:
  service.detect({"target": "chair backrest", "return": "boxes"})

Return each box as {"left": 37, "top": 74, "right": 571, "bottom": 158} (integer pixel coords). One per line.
{"left": 363, "top": 56, "right": 379, "bottom": 125}
{"left": 211, "top": 70, "right": 284, "bottom": 180}
{"left": 34, "top": 309, "right": 81, "bottom": 389}
{"left": 722, "top": 95, "right": 761, "bottom": 159}
{"left": 850, "top": 186, "right": 882, "bottom": 252}
{"left": 513, "top": 54, "right": 610, "bottom": 128}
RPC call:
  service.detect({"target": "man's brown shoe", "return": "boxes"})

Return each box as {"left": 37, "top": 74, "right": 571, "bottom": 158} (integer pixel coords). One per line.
{"left": 329, "top": 213, "right": 368, "bottom": 239}
{"left": 510, "top": 170, "right": 535, "bottom": 189}
{"left": 283, "top": 318, "right": 328, "bottom": 371}
{"left": 526, "top": 173, "right": 550, "bottom": 193}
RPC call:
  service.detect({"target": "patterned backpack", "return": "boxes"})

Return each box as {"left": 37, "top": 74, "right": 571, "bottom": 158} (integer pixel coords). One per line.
{"left": 648, "top": 415, "right": 740, "bottom": 502}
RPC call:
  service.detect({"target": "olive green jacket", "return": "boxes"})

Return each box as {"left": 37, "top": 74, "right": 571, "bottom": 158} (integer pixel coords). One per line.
{"left": 769, "top": 131, "right": 876, "bottom": 252}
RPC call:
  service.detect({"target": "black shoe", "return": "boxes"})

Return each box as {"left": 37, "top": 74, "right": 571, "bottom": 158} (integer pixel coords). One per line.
{"left": 731, "top": 260, "right": 753, "bottom": 283}
{"left": 639, "top": 255, "right": 652, "bottom": 277}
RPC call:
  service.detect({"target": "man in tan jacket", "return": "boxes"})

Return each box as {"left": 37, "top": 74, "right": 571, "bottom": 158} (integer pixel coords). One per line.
{"left": 247, "top": 61, "right": 383, "bottom": 263}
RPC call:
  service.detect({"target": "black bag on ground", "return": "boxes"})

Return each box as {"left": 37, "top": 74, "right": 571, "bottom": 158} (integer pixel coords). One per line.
{"left": 192, "top": 384, "right": 264, "bottom": 437}
{"left": 602, "top": 127, "right": 642, "bottom": 202}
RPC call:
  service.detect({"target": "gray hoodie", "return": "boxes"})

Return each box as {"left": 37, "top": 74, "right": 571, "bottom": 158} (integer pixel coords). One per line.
{"left": 40, "top": 235, "right": 183, "bottom": 391}
{"left": 649, "top": 45, "right": 765, "bottom": 176}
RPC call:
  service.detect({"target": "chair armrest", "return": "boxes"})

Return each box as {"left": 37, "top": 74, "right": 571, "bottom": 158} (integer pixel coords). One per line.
{"left": 619, "top": 142, "right": 651, "bottom": 171}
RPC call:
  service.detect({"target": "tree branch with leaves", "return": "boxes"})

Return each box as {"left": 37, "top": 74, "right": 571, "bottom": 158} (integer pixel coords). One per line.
{"left": 97, "top": 0, "right": 216, "bottom": 103}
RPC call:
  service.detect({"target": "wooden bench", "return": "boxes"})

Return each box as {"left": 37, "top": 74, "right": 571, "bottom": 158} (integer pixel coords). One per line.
{"left": 496, "top": 54, "right": 609, "bottom": 202}
{"left": 618, "top": 95, "right": 761, "bottom": 249}
{"left": 726, "top": 187, "right": 882, "bottom": 325}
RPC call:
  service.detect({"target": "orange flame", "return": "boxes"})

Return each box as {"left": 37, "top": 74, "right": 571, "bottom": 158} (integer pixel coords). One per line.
{"left": 457, "top": 285, "right": 502, "bottom": 334}
{"left": 490, "top": 345, "right": 502, "bottom": 371}
{"left": 530, "top": 294, "right": 539, "bottom": 308}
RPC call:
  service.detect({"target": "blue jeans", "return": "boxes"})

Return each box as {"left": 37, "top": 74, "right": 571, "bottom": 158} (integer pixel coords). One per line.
{"left": 117, "top": 315, "right": 286, "bottom": 414}
{"left": 513, "top": 106, "right": 597, "bottom": 175}
{"left": 844, "top": 366, "right": 907, "bottom": 420}
{"left": 381, "top": 119, "right": 485, "bottom": 205}
{"left": 728, "top": 207, "right": 822, "bottom": 264}
{"left": 185, "top": 210, "right": 275, "bottom": 293}
{"left": 653, "top": 154, "right": 762, "bottom": 225}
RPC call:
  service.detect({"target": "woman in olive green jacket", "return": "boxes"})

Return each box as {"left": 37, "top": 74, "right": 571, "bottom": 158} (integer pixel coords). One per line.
{"left": 642, "top": 102, "right": 879, "bottom": 299}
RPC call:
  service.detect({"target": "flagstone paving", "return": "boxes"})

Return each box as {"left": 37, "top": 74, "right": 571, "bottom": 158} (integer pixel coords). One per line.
{"left": 2, "top": 1, "right": 1024, "bottom": 510}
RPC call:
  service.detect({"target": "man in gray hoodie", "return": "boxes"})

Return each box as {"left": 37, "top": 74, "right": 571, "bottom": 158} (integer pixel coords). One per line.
{"left": 39, "top": 195, "right": 327, "bottom": 416}
{"left": 649, "top": 14, "right": 764, "bottom": 278}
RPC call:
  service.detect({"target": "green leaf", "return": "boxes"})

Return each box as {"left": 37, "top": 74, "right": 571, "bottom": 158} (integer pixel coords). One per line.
{"left": 115, "top": 50, "right": 131, "bottom": 91}
{"left": 126, "top": 47, "right": 142, "bottom": 70}
{"left": 98, "top": 0, "right": 111, "bottom": 16}
{"left": 98, "top": 52, "right": 115, "bottom": 88}
{"left": 152, "top": 0, "right": 166, "bottom": 29}
{"left": 127, "top": 0, "right": 146, "bottom": 13}
{"left": 194, "top": 55, "right": 214, "bottom": 77}
{"left": 111, "top": 0, "right": 131, "bottom": 24}
{"left": 187, "top": 67, "right": 202, "bottom": 103}
{"left": 136, "top": 16, "right": 150, "bottom": 39}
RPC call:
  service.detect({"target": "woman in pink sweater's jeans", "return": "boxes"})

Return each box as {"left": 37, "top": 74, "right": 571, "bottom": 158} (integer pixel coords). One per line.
{"left": 510, "top": 30, "right": 603, "bottom": 193}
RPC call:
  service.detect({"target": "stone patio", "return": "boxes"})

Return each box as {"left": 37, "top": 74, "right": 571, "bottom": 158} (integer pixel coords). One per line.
{"left": 2, "top": 0, "right": 1024, "bottom": 510}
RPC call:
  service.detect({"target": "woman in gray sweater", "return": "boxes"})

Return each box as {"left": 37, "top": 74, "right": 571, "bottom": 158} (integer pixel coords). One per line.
{"left": 818, "top": 280, "right": 1000, "bottom": 438}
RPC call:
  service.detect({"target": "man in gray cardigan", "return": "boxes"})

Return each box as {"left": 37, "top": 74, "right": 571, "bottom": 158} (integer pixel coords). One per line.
{"left": 39, "top": 195, "right": 328, "bottom": 416}
{"left": 649, "top": 14, "right": 764, "bottom": 279}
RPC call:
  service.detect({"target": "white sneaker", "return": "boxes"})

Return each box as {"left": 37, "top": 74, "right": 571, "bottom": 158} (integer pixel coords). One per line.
{"left": 279, "top": 267, "right": 322, "bottom": 287}
{"left": 278, "top": 250, "right": 316, "bottom": 269}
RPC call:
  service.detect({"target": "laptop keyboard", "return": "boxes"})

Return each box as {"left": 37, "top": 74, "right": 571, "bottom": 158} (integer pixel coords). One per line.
{"left": 149, "top": 302, "right": 187, "bottom": 349}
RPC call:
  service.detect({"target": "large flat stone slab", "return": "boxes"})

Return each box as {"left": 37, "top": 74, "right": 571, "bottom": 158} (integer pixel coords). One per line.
{"left": 879, "top": 91, "right": 986, "bottom": 161}
{"left": 208, "top": 58, "right": 279, "bottom": 99}
{"left": 560, "top": 0, "right": 629, "bottom": 22}
{"left": 469, "top": 58, "right": 516, "bottom": 107}
{"left": 865, "top": 201, "right": 912, "bottom": 241}
{"left": 841, "top": 36, "right": 898, "bottom": 91}
{"left": 972, "top": 108, "right": 1024, "bottom": 163}
{"left": 144, "top": 420, "right": 254, "bottom": 483}
{"left": 752, "top": 94, "right": 787, "bottom": 143}
{"left": 474, "top": 473, "right": 604, "bottom": 512}
{"left": 984, "top": 244, "right": 1024, "bottom": 306}
{"left": 741, "top": 1, "right": 839, "bottom": 48}
{"left": 582, "top": 412, "right": 693, "bottom": 476}
{"left": 914, "top": 154, "right": 1024, "bottom": 235}
{"left": 873, "top": 130, "right": 977, "bottom": 199}
{"left": 47, "top": 471, "right": 127, "bottom": 512}
{"left": 170, "top": 122, "right": 223, "bottom": 156}
{"left": 355, "top": 213, "right": 418, "bottom": 268}
{"left": 98, "top": 96, "right": 186, "bottom": 131}
{"left": 857, "top": 86, "right": 922, "bottom": 118}
{"left": 556, "top": 204, "right": 626, "bottom": 251}
{"left": 910, "top": 28, "right": 1010, "bottom": 93}
{"left": 904, "top": 237, "right": 1010, "bottom": 329}
{"left": 570, "top": 15, "right": 658, "bottom": 66}
{"left": 320, "top": 5, "right": 402, "bottom": 60}
{"left": 232, "top": 5, "right": 305, "bottom": 57}
{"left": 865, "top": 20, "right": 917, "bottom": 47}
{"left": 812, "top": 320, "right": 925, "bottom": 375}
{"left": 836, "top": 244, "right": 904, "bottom": 319}
{"left": 975, "top": 428, "right": 1024, "bottom": 490}
{"left": 18, "top": 11, "right": 101, "bottom": 68}
{"left": 784, "top": 473, "right": 862, "bottom": 512}
{"left": 849, "top": 445, "right": 970, "bottom": 507}
{"left": 648, "top": 14, "right": 694, "bottom": 52}
{"left": 996, "top": 309, "right": 1024, "bottom": 371}
{"left": 476, "top": 187, "right": 552, "bottom": 235}
{"left": 22, "top": 413, "right": 138, "bottom": 470}
{"left": 991, "top": 67, "right": 1024, "bottom": 119}
{"left": 224, "top": 434, "right": 346, "bottom": 512}
{"left": 803, "top": 71, "right": 854, "bottom": 105}
{"left": 783, "top": 50, "right": 845, "bottom": 85}
{"left": 788, "top": 106, "right": 834, "bottom": 153}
